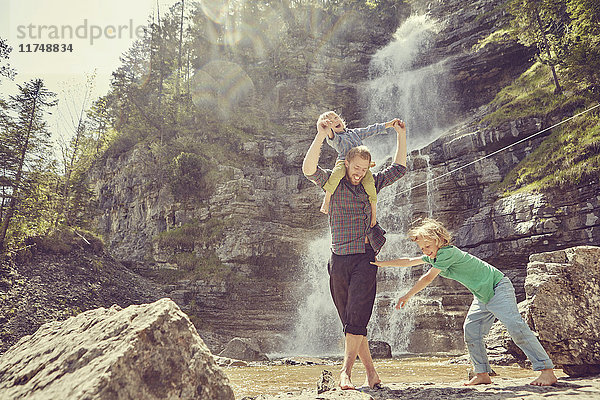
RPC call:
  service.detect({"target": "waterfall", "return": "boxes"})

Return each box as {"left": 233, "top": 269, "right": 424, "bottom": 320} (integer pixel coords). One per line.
{"left": 364, "top": 14, "right": 447, "bottom": 354}
{"left": 287, "top": 236, "right": 342, "bottom": 356}
{"left": 362, "top": 14, "right": 451, "bottom": 151}
{"left": 288, "top": 14, "right": 447, "bottom": 356}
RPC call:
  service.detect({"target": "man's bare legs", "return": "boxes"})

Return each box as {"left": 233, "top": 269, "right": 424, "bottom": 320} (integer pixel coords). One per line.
{"left": 340, "top": 333, "right": 362, "bottom": 389}
{"left": 464, "top": 372, "right": 492, "bottom": 386}
{"left": 357, "top": 335, "right": 381, "bottom": 388}
{"left": 340, "top": 333, "right": 381, "bottom": 390}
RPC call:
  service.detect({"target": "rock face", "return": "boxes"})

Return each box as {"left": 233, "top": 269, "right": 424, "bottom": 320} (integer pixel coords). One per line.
{"left": 520, "top": 246, "right": 600, "bottom": 376}
{"left": 0, "top": 298, "right": 234, "bottom": 400}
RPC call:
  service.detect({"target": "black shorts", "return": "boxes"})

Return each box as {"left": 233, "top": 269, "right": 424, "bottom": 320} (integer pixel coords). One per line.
{"left": 327, "top": 245, "right": 377, "bottom": 336}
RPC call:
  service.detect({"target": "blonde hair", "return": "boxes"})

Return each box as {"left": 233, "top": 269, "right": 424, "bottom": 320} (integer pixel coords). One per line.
{"left": 317, "top": 111, "right": 346, "bottom": 127}
{"left": 346, "top": 145, "right": 371, "bottom": 163}
{"left": 408, "top": 218, "right": 452, "bottom": 247}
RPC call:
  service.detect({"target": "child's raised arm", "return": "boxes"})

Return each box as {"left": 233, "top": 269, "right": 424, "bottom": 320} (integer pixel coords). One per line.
{"left": 371, "top": 257, "right": 423, "bottom": 268}
{"left": 396, "top": 267, "right": 441, "bottom": 309}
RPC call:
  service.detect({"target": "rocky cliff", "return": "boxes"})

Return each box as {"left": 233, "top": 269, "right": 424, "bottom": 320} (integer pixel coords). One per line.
{"left": 0, "top": 232, "right": 165, "bottom": 354}
{"left": 87, "top": 0, "right": 598, "bottom": 354}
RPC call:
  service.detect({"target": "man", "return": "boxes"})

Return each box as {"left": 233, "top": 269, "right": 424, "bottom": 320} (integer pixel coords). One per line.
{"left": 302, "top": 116, "right": 407, "bottom": 390}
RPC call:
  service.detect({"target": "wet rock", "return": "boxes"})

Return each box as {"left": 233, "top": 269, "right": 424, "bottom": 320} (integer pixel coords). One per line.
{"left": 219, "top": 337, "right": 270, "bottom": 362}
{"left": 369, "top": 341, "right": 392, "bottom": 359}
{"left": 214, "top": 355, "right": 249, "bottom": 367}
{"left": 317, "top": 370, "right": 335, "bottom": 394}
{"left": 0, "top": 298, "right": 234, "bottom": 400}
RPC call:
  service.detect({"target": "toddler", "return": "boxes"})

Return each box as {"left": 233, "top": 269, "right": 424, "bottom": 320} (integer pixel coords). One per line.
{"left": 317, "top": 111, "right": 401, "bottom": 227}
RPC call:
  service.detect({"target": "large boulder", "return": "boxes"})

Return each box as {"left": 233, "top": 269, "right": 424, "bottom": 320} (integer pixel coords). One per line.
{"left": 523, "top": 246, "right": 600, "bottom": 376}
{"left": 218, "top": 337, "right": 269, "bottom": 362}
{"left": 0, "top": 298, "right": 234, "bottom": 399}
{"left": 497, "top": 246, "right": 600, "bottom": 376}
{"left": 369, "top": 340, "right": 392, "bottom": 359}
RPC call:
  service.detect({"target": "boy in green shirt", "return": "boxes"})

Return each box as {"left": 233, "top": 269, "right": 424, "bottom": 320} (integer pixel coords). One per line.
{"left": 373, "top": 218, "right": 557, "bottom": 386}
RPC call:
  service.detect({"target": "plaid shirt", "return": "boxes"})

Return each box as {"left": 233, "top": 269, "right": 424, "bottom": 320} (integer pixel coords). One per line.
{"left": 306, "top": 163, "right": 407, "bottom": 255}
{"left": 326, "top": 123, "right": 387, "bottom": 160}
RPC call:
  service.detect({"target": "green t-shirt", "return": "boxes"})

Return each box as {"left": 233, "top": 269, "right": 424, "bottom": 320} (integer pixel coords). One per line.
{"left": 422, "top": 245, "right": 504, "bottom": 303}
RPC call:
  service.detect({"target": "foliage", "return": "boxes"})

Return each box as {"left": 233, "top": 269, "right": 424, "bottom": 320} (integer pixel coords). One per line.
{"left": 561, "top": 0, "right": 600, "bottom": 88}
{"left": 153, "top": 219, "right": 229, "bottom": 279}
{"left": 154, "top": 218, "right": 225, "bottom": 250}
{"left": 481, "top": 62, "right": 586, "bottom": 127}
{"left": 0, "top": 79, "right": 57, "bottom": 252}
{"left": 0, "top": 38, "right": 16, "bottom": 81}
{"left": 169, "top": 152, "right": 214, "bottom": 201}
{"left": 498, "top": 111, "right": 600, "bottom": 193}
{"left": 26, "top": 226, "right": 104, "bottom": 255}
{"left": 506, "top": 0, "right": 600, "bottom": 93}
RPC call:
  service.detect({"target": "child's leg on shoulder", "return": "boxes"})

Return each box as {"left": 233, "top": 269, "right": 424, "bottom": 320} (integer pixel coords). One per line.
{"left": 361, "top": 170, "right": 377, "bottom": 227}
{"left": 486, "top": 277, "right": 557, "bottom": 386}
{"left": 321, "top": 160, "right": 346, "bottom": 214}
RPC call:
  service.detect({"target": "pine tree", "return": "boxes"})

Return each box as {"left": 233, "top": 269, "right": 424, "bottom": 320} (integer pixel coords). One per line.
{"left": 0, "top": 37, "right": 16, "bottom": 81}
{"left": 0, "top": 79, "right": 57, "bottom": 252}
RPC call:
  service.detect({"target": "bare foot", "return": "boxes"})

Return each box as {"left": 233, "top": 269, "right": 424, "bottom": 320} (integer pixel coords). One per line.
{"left": 464, "top": 373, "right": 492, "bottom": 386}
{"left": 363, "top": 373, "right": 381, "bottom": 389}
{"left": 530, "top": 369, "right": 557, "bottom": 386}
{"left": 339, "top": 372, "right": 355, "bottom": 390}
{"left": 320, "top": 196, "right": 330, "bottom": 215}
{"left": 370, "top": 206, "right": 377, "bottom": 228}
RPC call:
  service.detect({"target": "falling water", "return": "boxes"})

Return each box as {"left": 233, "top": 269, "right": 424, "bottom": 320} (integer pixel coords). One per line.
{"left": 364, "top": 14, "right": 448, "bottom": 354}
{"left": 286, "top": 236, "right": 341, "bottom": 356}
{"left": 362, "top": 14, "right": 452, "bottom": 152}
{"left": 289, "top": 14, "right": 448, "bottom": 356}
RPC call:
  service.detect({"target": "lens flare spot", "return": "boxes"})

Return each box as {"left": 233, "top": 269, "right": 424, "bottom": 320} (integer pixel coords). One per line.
{"left": 190, "top": 60, "right": 255, "bottom": 116}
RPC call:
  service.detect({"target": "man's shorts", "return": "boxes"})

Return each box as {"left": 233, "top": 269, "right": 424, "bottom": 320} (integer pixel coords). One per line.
{"left": 327, "top": 245, "right": 377, "bottom": 336}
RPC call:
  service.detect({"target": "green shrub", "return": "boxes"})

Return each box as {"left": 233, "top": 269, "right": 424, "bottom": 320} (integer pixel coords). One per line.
{"left": 154, "top": 219, "right": 225, "bottom": 250}
{"left": 169, "top": 152, "right": 214, "bottom": 201}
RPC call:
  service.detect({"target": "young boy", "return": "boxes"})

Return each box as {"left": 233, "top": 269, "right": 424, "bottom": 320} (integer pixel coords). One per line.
{"left": 372, "top": 218, "right": 558, "bottom": 386}
{"left": 317, "top": 111, "right": 401, "bottom": 227}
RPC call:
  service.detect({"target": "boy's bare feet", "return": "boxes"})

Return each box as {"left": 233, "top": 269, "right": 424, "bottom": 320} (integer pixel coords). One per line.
{"left": 530, "top": 369, "right": 557, "bottom": 386}
{"left": 339, "top": 372, "right": 355, "bottom": 390}
{"left": 464, "top": 372, "right": 492, "bottom": 386}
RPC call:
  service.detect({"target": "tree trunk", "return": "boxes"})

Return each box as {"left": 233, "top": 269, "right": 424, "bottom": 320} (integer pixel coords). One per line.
{"left": 536, "top": 10, "right": 562, "bottom": 94}
{"left": 0, "top": 91, "right": 38, "bottom": 251}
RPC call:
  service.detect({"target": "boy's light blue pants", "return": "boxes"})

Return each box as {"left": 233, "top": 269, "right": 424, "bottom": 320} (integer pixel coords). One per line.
{"left": 463, "top": 277, "right": 554, "bottom": 373}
